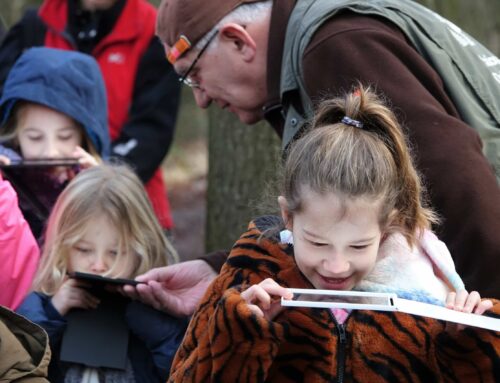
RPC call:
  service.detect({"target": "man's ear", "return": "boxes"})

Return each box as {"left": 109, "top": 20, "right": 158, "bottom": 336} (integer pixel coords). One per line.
{"left": 219, "top": 23, "right": 256, "bottom": 61}
{"left": 278, "top": 196, "right": 293, "bottom": 230}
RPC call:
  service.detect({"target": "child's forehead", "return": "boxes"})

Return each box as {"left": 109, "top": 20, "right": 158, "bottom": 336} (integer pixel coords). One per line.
{"left": 76, "top": 213, "right": 124, "bottom": 241}
{"left": 300, "top": 189, "right": 383, "bottom": 211}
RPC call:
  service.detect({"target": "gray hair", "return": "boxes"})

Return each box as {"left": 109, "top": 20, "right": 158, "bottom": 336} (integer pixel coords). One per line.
{"left": 196, "top": 0, "right": 272, "bottom": 50}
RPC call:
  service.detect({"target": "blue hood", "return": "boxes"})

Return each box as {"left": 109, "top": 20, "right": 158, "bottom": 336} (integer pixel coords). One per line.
{"left": 0, "top": 47, "right": 110, "bottom": 158}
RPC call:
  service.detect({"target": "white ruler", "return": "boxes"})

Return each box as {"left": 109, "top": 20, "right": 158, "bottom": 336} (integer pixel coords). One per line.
{"left": 281, "top": 288, "right": 499, "bottom": 332}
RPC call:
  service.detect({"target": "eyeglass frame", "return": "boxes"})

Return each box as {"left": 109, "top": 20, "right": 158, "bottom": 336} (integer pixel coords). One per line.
{"left": 178, "top": 29, "right": 219, "bottom": 88}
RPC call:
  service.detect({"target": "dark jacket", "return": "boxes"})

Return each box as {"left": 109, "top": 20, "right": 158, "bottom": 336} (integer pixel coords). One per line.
{"left": 0, "top": 0, "right": 181, "bottom": 229}
{"left": 263, "top": 0, "right": 500, "bottom": 298}
{"left": 17, "top": 292, "right": 188, "bottom": 383}
{"left": 0, "top": 305, "right": 51, "bottom": 382}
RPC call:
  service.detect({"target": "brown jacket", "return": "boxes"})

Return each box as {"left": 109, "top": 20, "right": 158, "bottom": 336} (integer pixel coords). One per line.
{"left": 263, "top": 0, "right": 500, "bottom": 297}
{"left": 0, "top": 305, "right": 50, "bottom": 382}
{"left": 170, "top": 219, "right": 500, "bottom": 382}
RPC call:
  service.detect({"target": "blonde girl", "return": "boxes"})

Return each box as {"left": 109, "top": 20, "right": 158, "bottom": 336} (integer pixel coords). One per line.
{"left": 17, "top": 164, "right": 185, "bottom": 383}
{"left": 34, "top": 164, "right": 178, "bottom": 297}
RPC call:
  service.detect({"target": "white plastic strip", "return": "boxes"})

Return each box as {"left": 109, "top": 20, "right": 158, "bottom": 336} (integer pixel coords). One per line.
{"left": 281, "top": 288, "right": 499, "bottom": 332}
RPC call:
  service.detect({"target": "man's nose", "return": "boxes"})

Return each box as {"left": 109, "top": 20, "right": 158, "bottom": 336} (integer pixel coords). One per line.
{"left": 193, "top": 88, "right": 212, "bottom": 109}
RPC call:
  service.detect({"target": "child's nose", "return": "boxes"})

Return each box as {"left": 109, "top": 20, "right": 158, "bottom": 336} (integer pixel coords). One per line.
{"left": 43, "top": 140, "right": 62, "bottom": 158}
{"left": 323, "top": 256, "right": 350, "bottom": 275}
{"left": 90, "top": 256, "right": 108, "bottom": 274}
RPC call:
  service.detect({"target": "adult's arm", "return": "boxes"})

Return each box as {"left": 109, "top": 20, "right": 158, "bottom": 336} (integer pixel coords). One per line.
{"left": 302, "top": 12, "right": 500, "bottom": 297}
{"left": 111, "top": 37, "right": 181, "bottom": 183}
{"left": 198, "top": 250, "right": 229, "bottom": 273}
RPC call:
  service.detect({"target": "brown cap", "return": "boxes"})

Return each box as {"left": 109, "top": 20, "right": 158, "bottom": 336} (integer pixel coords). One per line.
{"left": 157, "top": 0, "right": 263, "bottom": 63}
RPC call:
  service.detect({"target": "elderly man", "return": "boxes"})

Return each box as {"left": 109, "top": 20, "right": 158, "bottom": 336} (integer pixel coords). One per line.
{"left": 128, "top": 0, "right": 500, "bottom": 314}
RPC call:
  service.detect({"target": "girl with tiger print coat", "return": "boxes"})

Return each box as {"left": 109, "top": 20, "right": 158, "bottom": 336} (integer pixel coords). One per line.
{"left": 169, "top": 86, "right": 500, "bottom": 383}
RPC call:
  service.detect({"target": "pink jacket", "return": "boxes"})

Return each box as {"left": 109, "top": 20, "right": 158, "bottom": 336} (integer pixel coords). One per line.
{"left": 0, "top": 174, "right": 40, "bottom": 309}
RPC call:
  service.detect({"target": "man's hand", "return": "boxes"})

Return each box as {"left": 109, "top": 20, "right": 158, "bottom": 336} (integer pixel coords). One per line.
{"left": 122, "top": 260, "right": 218, "bottom": 317}
{"left": 0, "top": 155, "right": 11, "bottom": 165}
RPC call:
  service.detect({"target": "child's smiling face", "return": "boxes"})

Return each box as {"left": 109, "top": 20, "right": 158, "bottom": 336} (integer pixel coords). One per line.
{"left": 68, "top": 214, "right": 137, "bottom": 279}
{"left": 280, "top": 190, "right": 384, "bottom": 291}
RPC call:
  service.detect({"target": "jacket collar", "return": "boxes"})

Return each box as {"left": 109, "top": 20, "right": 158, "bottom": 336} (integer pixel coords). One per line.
{"left": 263, "top": 0, "right": 296, "bottom": 135}
{"left": 39, "top": 0, "right": 145, "bottom": 46}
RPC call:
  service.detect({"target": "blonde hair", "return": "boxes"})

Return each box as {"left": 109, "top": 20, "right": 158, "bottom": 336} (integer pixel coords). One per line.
{"left": 282, "top": 85, "right": 438, "bottom": 246}
{"left": 0, "top": 101, "right": 101, "bottom": 161}
{"left": 33, "top": 164, "right": 178, "bottom": 295}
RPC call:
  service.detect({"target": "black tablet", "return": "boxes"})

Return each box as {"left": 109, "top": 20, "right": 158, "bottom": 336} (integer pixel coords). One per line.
{"left": 0, "top": 158, "right": 80, "bottom": 168}
{"left": 68, "top": 271, "right": 144, "bottom": 287}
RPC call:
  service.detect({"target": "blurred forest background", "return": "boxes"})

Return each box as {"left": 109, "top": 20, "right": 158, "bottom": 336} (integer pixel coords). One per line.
{"left": 1, "top": 0, "right": 499, "bottom": 261}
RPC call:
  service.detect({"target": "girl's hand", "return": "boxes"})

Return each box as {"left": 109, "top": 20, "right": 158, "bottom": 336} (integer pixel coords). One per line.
{"left": 445, "top": 290, "right": 493, "bottom": 331}
{"left": 51, "top": 277, "right": 100, "bottom": 316}
{"left": 72, "top": 146, "right": 98, "bottom": 169}
{"left": 0, "top": 155, "right": 11, "bottom": 165}
{"left": 240, "top": 278, "right": 293, "bottom": 321}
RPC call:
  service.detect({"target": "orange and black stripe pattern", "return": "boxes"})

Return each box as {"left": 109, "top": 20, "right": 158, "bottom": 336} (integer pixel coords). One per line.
{"left": 169, "top": 218, "right": 500, "bottom": 382}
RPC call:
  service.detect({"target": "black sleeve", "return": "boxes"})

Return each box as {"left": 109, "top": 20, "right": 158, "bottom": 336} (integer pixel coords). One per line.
{"left": 198, "top": 250, "right": 229, "bottom": 273}
{"left": 0, "top": 9, "right": 45, "bottom": 94}
{"left": 111, "top": 36, "right": 181, "bottom": 183}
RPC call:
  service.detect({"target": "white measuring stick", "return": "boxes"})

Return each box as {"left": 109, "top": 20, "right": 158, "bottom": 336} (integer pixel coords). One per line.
{"left": 281, "top": 288, "right": 500, "bottom": 332}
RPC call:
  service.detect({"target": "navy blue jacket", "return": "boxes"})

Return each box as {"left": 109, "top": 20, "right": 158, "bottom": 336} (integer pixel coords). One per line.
{"left": 0, "top": 46, "right": 110, "bottom": 158}
{"left": 17, "top": 292, "right": 188, "bottom": 382}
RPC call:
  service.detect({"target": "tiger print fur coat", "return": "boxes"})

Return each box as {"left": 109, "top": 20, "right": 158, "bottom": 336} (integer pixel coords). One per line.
{"left": 169, "top": 217, "right": 500, "bottom": 383}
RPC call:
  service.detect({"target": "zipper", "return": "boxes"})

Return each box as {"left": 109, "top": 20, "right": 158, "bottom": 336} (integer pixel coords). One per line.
{"left": 337, "top": 323, "right": 347, "bottom": 383}
{"left": 329, "top": 311, "right": 347, "bottom": 383}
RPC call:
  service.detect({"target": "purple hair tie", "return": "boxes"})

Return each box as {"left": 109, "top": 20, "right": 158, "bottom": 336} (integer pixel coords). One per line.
{"left": 341, "top": 116, "right": 364, "bottom": 128}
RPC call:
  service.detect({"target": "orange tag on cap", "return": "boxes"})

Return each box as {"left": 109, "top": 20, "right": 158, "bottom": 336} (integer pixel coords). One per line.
{"left": 167, "top": 35, "right": 192, "bottom": 64}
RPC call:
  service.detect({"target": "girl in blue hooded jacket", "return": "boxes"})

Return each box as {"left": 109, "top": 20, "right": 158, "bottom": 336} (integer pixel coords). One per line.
{"left": 0, "top": 47, "right": 111, "bottom": 239}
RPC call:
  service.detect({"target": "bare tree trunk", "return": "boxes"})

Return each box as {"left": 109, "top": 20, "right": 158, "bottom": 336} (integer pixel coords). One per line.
{"left": 205, "top": 107, "right": 281, "bottom": 252}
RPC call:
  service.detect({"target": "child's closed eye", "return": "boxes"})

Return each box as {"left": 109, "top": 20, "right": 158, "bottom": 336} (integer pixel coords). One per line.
{"left": 27, "top": 135, "right": 43, "bottom": 141}
{"left": 74, "top": 246, "right": 91, "bottom": 254}
{"left": 351, "top": 245, "right": 369, "bottom": 250}
{"left": 58, "top": 134, "right": 75, "bottom": 141}
{"left": 308, "top": 240, "right": 328, "bottom": 247}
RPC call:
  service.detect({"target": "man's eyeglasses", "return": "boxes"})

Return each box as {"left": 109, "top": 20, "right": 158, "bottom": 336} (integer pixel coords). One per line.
{"left": 178, "top": 29, "right": 219, "bottom": 89}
